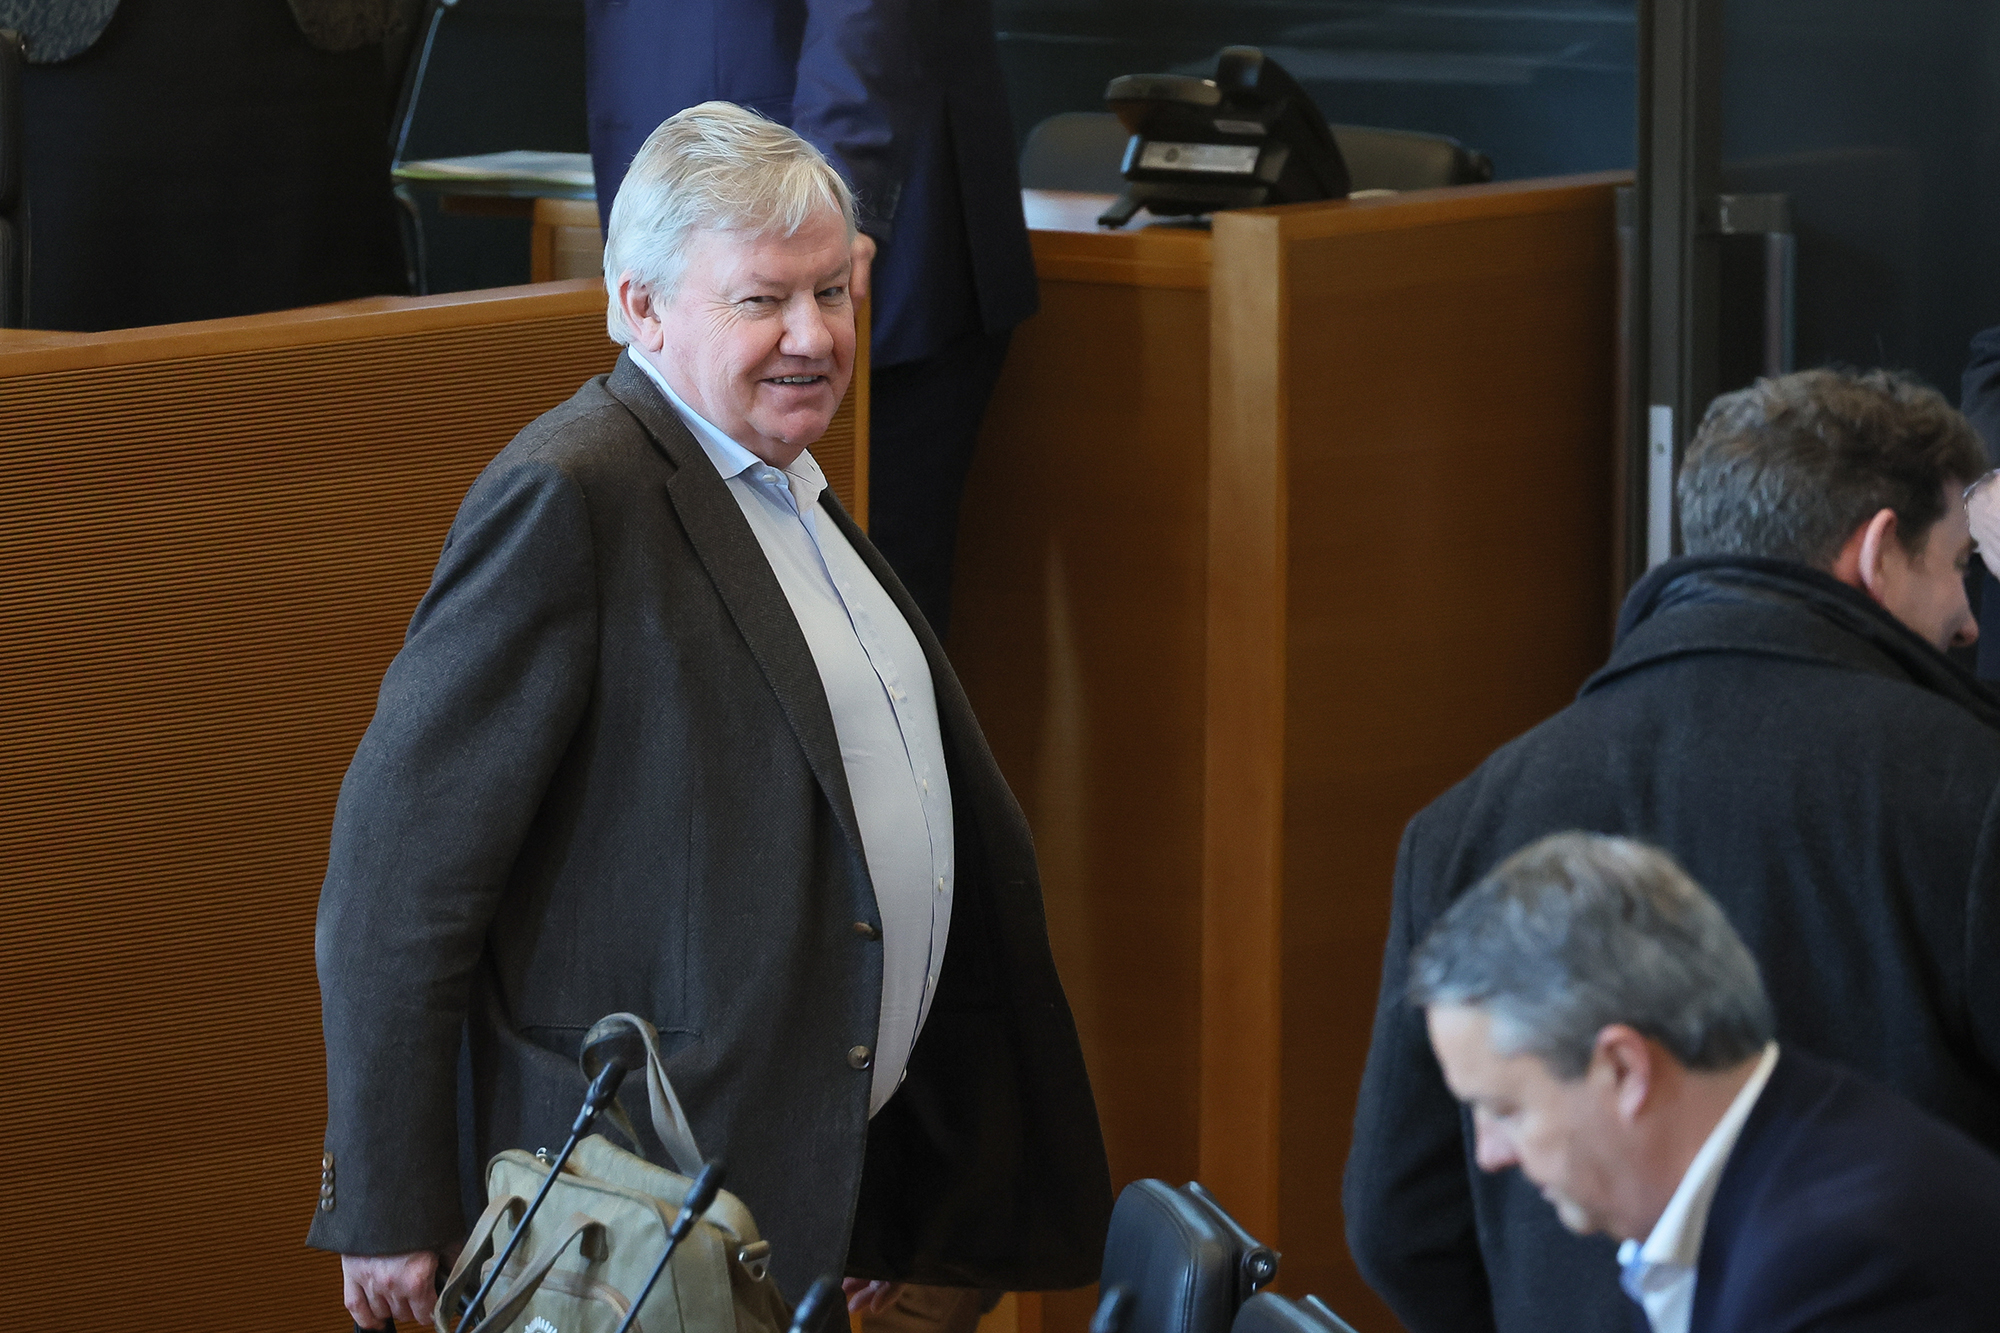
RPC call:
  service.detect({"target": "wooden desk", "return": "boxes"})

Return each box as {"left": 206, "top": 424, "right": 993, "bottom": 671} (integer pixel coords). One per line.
{"left": 951, "top": 177, "right": 1623, "bottom": 1332}
{"left": 0, "top": 282, "right": 865, "bottom": 1332}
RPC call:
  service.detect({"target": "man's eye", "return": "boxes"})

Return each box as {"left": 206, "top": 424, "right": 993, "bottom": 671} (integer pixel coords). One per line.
{"left": 818, "top": 286, "right": 847, "bottom": 301}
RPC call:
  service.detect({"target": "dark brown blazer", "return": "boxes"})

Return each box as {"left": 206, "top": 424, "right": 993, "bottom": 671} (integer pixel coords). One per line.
{"left": 307, "top": 353, "right": 1112, "bottom": 1296}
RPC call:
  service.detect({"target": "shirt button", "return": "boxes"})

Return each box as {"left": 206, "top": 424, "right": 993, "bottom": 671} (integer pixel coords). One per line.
{"left": 847, "top": 1045, "right": 873, "bottom": 1071}
{"left": 920, "top": 779, "right": 928, "bottom": 792}
{"left": 852, "top": 920, "right": 882, "bottom": 940}
{"left": 936, "top": 877, "right": 945, "bottom": 893}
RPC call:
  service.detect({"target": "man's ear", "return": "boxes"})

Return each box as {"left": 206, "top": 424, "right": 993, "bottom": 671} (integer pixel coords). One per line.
{"left": 616, "top": 276, "right": 668, "bottom": 354}
{"left": 1828, "top": 506, "right": 1899, "bottom": 601}
{"left": 1594, "top": 1024, "right": 1658, "bottom": 1122}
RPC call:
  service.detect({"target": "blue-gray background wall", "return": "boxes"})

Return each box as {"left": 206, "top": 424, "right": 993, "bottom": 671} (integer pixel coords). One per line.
{"left": 990, "top": 0, "right": 2000, "bottom": 400}
{"left": 992, "top": 0, "right": 1637, "bottom": 179}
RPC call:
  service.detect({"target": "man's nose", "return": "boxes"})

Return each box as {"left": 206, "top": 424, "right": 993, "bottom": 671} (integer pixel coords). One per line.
{"left": 779, "top": 296, "right": 834, "bottom": 360}
{"left": 1944, "top": 600, "right": 1976, "bottom": 644}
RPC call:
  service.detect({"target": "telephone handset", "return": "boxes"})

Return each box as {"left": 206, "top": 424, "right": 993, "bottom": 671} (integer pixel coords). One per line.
{"left": 1098, "top": 46, "right": 1351, "bottom": 229}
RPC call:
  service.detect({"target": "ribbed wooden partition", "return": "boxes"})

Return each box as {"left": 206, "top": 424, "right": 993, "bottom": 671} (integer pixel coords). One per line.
{"left": 0, "top": 282, "right": 864, "bottom": 1331}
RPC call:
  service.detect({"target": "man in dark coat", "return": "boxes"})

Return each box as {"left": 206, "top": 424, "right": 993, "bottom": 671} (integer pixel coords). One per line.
{"left": 584, "top": 0, "right": 1039, "bottom": 634}
{"left": 1414, "top": 833, "right": 2000, "bottom": 1333}
{"left": 309, "top": 104, "right": 1109, "bottom": 1330}
{"left": 1345, "top": 367, "right": 2000, "bottom": 1333}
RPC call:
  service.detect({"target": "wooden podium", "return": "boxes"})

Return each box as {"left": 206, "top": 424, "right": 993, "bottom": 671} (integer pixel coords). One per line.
{"left": 950, "top": 175, "right": 1624, "bottom": 1332}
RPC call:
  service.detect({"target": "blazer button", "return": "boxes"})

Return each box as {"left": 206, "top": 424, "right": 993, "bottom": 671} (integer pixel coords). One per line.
{"left": 847, "top": 1045, "right": 873, "bottom": 1071}
{"left": 852, "top": 921, "right": 882, "bottom": 940}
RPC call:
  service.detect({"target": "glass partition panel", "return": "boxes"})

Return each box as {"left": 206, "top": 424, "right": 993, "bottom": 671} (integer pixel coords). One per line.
{"left": 1720, "top": 0, "right": 2000, "bottom": 397}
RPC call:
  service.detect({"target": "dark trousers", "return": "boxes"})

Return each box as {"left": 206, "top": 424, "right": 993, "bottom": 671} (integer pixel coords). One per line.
{"left": 867, "top": 327, "right": 1014, "bottom": 639}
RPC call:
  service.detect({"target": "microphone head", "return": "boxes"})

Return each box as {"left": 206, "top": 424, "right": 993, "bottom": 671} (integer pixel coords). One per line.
{"left": 787, "top": 1276, "right": 841, "bottom": 1333}
{"left": 682, "top": 1160, "right": 726, "bottom": 1217}
{"left": 580, "top": 1013, "right": 655, "bottom": 1083}
{"left": 666, "top": 1160, "right": 728, "bottom": 1243}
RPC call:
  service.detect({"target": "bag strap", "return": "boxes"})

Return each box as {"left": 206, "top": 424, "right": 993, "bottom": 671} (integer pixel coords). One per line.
{"left": 582, "top": 1012, "right": 703, "bottom": 1174}
{"left": 431, "top": 1194, "right": 525, "bottom": 1333}
{"left": 463, "top": 1212, "right": 612, "bottom": 1333}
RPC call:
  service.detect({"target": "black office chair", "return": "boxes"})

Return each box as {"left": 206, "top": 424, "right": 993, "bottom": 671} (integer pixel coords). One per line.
{"left": 1229, "top": 1292, "right": 1362, "bottom": 1333}
{"left": 1334, "top": 123, "right": 1493, "bottom": 192}
{"left": 0, "top": 27, "right": 25, "bottom": 327}
{"left": 1092, "top": 1180, "right": 1279, "bottom": 1333}
{"left": 1019, "top": 110, "right": 1493, "bottom": 199}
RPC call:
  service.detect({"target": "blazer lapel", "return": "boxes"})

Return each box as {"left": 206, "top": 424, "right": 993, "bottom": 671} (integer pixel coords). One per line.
{"left": 604, "top": 353, "right": 867, "bottom": 866}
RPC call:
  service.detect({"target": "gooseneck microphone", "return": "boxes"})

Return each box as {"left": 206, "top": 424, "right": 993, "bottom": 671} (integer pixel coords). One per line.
{"left": 610, "top": 1160, "right": 728, "bottom": 1333}
{"left": 787, "top": 1276, "right": 843, "bottom": 1333}
{"left": 452, "top": 1054, "right": 635, "bottom": 1333}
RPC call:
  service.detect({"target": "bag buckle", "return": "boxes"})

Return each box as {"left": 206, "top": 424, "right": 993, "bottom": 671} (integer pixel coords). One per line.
{"left": 736, "top": 1240, "right": 772, "bottom": 1281}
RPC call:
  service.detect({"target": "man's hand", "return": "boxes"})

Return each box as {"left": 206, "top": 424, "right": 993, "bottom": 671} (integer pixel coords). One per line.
{"left": 1969, "top": 470, "right": 2000, "bottom": 579}
{"left": 844, "top": 1277, "right": 907, "bottom": 1316}
{"left": 343, "top": 1250, "right": 439, "bottom": 1329}
{"left": 851, "top": 232, "right": 877, "bottom": 304}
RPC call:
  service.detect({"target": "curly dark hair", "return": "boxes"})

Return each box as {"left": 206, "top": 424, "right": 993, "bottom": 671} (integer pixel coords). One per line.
{"left": 1678, "top": 368, "right": 1986, "bottom": 566}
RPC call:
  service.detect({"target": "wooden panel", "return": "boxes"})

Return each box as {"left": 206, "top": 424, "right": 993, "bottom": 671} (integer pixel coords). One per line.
{"left": 532, "top": 197, "right": 609, "bottom": 283}
{"left": 949, "top": 272, "right": 1211, "bottom": 1333}
{"left": 1203, "top": 175, "right": 1621, "bottom": 1330}
{"left": 0, "top": 281, "right": 865, "bottom": 1332}
{"left": 1199, "top": 210, "right": 1287, "bottom": 1242}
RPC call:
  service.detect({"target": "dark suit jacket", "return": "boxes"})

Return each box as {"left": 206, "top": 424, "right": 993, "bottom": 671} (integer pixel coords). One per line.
{"left": 582, "top": 0, "right": 1038, "bottom": 367}
{"left": 1345, "top": 556, "right": 2000, "bottom": 1333}
{"left": 1689, "top": 1048, "right": 2000, "bottom": 1332}
{"left": 306, "top": 353, "right": 1112, "bottom": 1296}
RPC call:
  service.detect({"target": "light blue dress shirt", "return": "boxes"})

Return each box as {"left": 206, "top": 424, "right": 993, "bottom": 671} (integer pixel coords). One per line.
{"left": 634, "top": 352, "right": 955, "bottom": 1116}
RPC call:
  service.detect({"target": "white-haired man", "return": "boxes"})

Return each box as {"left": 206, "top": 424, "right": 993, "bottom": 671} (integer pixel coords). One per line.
{"left": 307, "top": 103, "right": 1111, "bottom": 1329}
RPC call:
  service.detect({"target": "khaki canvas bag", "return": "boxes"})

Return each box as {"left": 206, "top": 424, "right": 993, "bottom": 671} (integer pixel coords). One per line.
{"left": 433, "top": 1013, "right": 794, "bottom": 1333}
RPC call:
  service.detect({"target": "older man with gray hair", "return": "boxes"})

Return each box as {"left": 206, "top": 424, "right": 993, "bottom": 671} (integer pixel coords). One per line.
{"left": 307, "top": 102, "right": 1110, "bottom": 1329}
{"left": 1416, "top": 832, "right": 2000, "bottom": 1333}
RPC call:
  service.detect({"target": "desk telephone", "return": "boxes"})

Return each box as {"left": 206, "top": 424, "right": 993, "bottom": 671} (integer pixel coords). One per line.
{"left": 1098, "top": 47, "right": 1350, "bottom": 229}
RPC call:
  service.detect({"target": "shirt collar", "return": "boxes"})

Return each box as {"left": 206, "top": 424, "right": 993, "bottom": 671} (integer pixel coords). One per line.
{"left": 1618, "top": 1040, "right": 1780, "bottom": 1283}
{"left": 628, "top": 348, "right": 827, "bottom": 511}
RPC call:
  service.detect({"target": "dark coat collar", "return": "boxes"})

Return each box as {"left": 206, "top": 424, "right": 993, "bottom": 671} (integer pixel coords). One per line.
{"left": 602, "top": 350, "right": 869, "bottom": 863}
{"left": 1584, "top": 554, "right": 2000, "bottom": 731}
